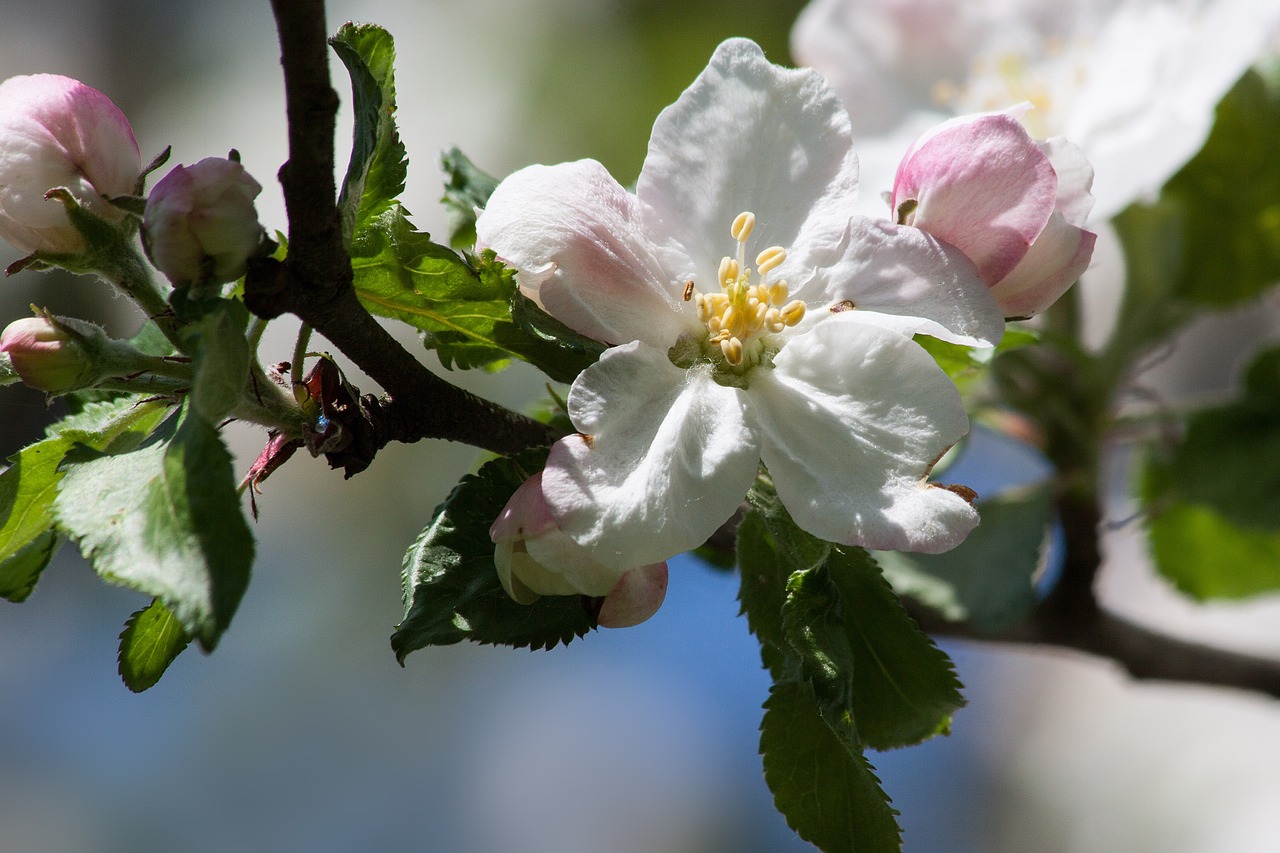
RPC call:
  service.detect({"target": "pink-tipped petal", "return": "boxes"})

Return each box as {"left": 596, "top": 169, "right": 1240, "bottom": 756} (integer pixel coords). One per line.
{"left": 597, "top": 563, "right": 669, "bottom": 628}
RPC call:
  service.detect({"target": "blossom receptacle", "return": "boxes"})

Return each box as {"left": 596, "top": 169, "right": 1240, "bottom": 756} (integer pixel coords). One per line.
{"left": 489, "top": 472, "right": 668, "bottom": 627}
{"left": 0, "top": 74, "right": 141, "bottom": 256}
{"left": 143, "top": 157, "right": 264, "bottom": 287}
{"left": 0, "top": 315, "right": 101, "bottom": 394}
{"left": 891, "top": 111, "right": 1097, "bottom": 318}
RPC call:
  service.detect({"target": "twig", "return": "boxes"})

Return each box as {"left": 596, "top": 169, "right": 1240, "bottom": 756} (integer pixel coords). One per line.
{"left": 249, "top": 0, "right": 560, "bottom": 466}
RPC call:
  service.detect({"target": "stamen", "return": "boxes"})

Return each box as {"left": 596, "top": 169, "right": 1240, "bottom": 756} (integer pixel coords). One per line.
{"left": 756, "top": 247, "right": 786, "bottom": 276}
{"left": 779, "top": 300, "right": 806, "bottom": 327}
{"left": 718, "top": 256, "right": 739, "bottom": 286}
{"left": 731, "top": 211, "right": 756, "bottom": 243}
{"left": 682, "top": 280, "right": 695, "bottom": 301}
{"left": 720, "top": 336, "right": 744, "bottom": 365}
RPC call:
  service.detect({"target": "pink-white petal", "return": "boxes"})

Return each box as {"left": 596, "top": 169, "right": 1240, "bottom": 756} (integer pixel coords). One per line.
{"left": 476, "top": 159, "right": 693, "bottom": 347}
{"left": 892, "top": 112, "right": 1057, "bottom": 285}
{"left": 751, "top": 314, "right": 978, "bottom": 553}
{"left": 808, "top": 217, "right": 1004, "bottom": 346}
{"left": 597, "top": 563, "right": 669, "bottom": 628}
{"left": 542, "top": 341, "right": 760, "bottom": 569}
{"left": 991, "top": 210, "right": 1097, "bottom": 319}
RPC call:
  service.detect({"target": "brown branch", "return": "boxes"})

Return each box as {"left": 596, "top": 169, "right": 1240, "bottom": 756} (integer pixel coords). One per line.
{"left": 905, "top": 484, "right": 1280, "bottom": 700}
{"left": 250, "top": 0, "right": 559, "bottom": 467}
{"left": 906, "top": 599, "right": 1280, "bottom": 700}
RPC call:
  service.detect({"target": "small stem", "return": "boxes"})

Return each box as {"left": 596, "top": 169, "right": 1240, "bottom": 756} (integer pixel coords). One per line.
{"left": 291, "top": 322, "right": 313, "bottom": 395}
{"left": 105, "top": 247, "right": 183, "bottom": 353}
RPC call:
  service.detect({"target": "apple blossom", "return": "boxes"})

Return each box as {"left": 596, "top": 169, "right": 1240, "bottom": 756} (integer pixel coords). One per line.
{"left": 792, "top": 0, "right": 1280, "bottom": 219}
{"left": 0, "top": 73, "right": 141, "bottom": 255}
{"left": 490, "top": 472, "right": 669, "bottom": 627}
{"left": 478, "top": 39, "right": 1002, "bottom": 570}
{"left": 891, "top": 110, "right": 1097, "bottom": 317}
{"left": 143, "top": 156, "right": 265, "bottom": 287}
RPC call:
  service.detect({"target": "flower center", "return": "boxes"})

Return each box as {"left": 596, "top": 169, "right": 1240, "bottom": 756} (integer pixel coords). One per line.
{"left": 684, "top": 210, "right": 806, "bottom": 370}
{"left": 931, "top": 35, "right": 1088, "bottom": 139}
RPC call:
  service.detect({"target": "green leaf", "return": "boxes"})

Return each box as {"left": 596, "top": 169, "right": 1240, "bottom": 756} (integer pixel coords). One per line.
{"left": 0, "top": 397, "right": 173, "bottom": 601}
{"left": 741, "top": 478, "right": 963, "bottom": 750}
{"left": 915, "top": 328, "right": 1039, "bottom": 396}
{"left": 350, "top": 207, "right": 599, "bottom": 382}
{"left": 1160, "top": 66, "right": 1280, "bottom": 306}
{"left": 118, "top": 598, "right": 191, "bottom": 692}
{"left": 330, "top": 22, "right": 406, "bottom": 244}
{"left": 760, "top": 681, "right": 902, "bottom": 853}
{"left": 176, "top": 297, "right": 251, "bottom": 425}
{"left": 877, "top": 484, "right": 1053, "bottom": 632}
{"left": 392, "top": 449, "right": 597, "bottom": 661}
{"left": 0, "top": 531, "right": 60, "bottom": 602}
{"left": 54, "top": 410, "right": 253, "bottom": 650}
{"left": 1152, "top": 346, "right": 1280, "bottom": 532}
{"left": 1146, "top": 498, "right": 1280, "bottom": 600}
{"left": 440, "top": 147, "right": 499, "bottom": 251}
{"left": 791, "top": 548, "right": 965, "bottom": 750}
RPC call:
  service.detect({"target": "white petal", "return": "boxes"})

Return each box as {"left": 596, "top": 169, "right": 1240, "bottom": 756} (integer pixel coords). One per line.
{"left": 542, "top": 341, "right": 760, "bottom": 569}
{"left": 476, "top": 159, "right": 694, "bottom": 347}
{"left": 637, "top": 38, "right": 860, "bottom": 285}
{"left": 805, "top": 217, "right": 1005, "bottom": 346}
{"left": 752, "top": 314, "right": 978, "bottom": 553}
{"left": 523, "top": 528, "right": 624, "bottom": 597}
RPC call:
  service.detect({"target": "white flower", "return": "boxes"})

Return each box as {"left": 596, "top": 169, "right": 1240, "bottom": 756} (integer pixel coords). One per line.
{"left": 478, "top": 39, "right": 1002, "bottom": 569}
{"left": 792, "top": 0, "right": 1280, "bottom": 219}
{"left": 0, "top": 74, "right": 140, "bottom": 255}
{"left": 143, "top": 156, "right": 264, "bottom": 286}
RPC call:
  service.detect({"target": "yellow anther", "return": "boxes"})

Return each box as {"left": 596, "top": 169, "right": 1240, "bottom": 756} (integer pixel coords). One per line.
{"left": 755, "top": 246, "right": 787, "bottom": 276}
{"left": 695, "top": 292, "right": 710, "bottom": 324}
{"left": 764, "top": 308, "right": 786, "bottom": 333}
{"left": 731, "top": 211, "right": 756, "bottom": 243}
{"left": 722, "top": 305, "right": 747, "bottom": 340}
{"left": 750, "top": 301, "right": 769, "bottom": 331}
{"left": 720, "top": 336, "right": 744, "bottom": 365}
{"left": 779, "top": 300, "right": 806, "bottom": 327}
{"left": 718, "top": 256, "right": 740, "bottom": 286}
{"left": 768, "top": 281, "right": 789, "bottom": 306}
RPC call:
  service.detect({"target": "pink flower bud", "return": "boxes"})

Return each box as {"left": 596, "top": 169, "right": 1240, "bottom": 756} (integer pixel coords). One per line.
{"left": 891, "top": 111, "right": 1097, "bottom": 318}
{"left": 0, "top": 74, "right": 141, "bottom": 255}
{"left": 0, "top": 316, "right": 97, "bottom": 393}
{"left": 490, "top": 472, "right": 668, "bottom": 627}
{"left": 143, "top": 157, "right": 264, "bottom": 286}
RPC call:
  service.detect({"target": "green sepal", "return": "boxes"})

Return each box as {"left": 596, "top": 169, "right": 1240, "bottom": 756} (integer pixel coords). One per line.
{"left": 392, "top": 448, "right": 598, "bottom": 662}
{"left": 350, "top": 206, "right": 598, "bottom": 382}
{"left": 54, "top": 407, "right": 253, "bottom": 651}
{"left": 330, "top": 22, "right": 406, "bottom": 245}
{"left": 118, "top": 597, "right": 191, "bottom": 692}
{"left": 878, "top": 483, "right": 1053, "bottom": 633}
{"left": 440, "top": 147, "right": 499, "bottom": 250}
{"left": 760, "top": 682, "right": 902, "bottom": 853}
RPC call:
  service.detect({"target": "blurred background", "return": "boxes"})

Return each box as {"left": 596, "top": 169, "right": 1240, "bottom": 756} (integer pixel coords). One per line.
{"left": 3, "top": 1, "right": 1280, "bottom": 851}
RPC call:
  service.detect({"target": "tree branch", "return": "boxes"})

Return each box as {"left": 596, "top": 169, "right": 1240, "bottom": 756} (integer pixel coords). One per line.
{"left": 250, "top": 0, "right": 559, "bottom": 468}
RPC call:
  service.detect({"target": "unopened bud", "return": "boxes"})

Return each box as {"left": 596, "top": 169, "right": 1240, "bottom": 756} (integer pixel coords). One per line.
{"left": 0, "top": 315, "right": 98, "bottom": 393}
{"left": 143, "top": 156, "right": 264, "bottom": 287}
